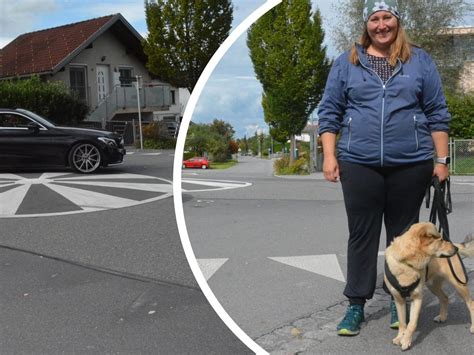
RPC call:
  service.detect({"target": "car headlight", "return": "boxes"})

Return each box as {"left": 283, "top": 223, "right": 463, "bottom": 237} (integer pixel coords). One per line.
{"left": 98, "top": 137, "right": 117, "bottom": 146}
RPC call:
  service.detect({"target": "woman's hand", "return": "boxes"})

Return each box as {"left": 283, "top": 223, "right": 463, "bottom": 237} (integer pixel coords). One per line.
{"left": 433, "top": 163, "right": 449, "bottom": 182}
{"left": 323, "top": 155, "right": 340, "bottom": 182}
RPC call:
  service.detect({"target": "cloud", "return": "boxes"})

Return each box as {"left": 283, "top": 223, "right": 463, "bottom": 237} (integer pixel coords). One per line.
{"left": 0, "top": 0, "right": 57, "bottom": 47}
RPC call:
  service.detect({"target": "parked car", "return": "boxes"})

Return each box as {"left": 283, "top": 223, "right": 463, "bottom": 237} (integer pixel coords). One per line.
{"left": 182, "top": 157, "right": 210, "bottom": 169}
{"left": 0, "top": 108, "right": 126, "bottom": 173}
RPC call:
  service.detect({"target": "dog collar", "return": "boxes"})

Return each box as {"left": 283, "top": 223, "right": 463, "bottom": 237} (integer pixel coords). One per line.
{"left": 385, "top": 260, "right": 420, "bottom": 299}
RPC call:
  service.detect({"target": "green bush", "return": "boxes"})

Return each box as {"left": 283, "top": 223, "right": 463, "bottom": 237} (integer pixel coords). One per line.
{"left": 274, "top": 155, "right": 309, "bottom": 175}
{"left": 139, "top": 122, "right": 177, "bottom": 149}
{"left": 446, "top": 92, "right": 474, "bottom": 138}
{"left": 0, "top": 76, "right": 89, "bottom": 125}
{"left": 140, "top": 138, "right": 176, "bottom": 149}
{"left": 183, "top": 152, "right": 197, "bottom": 160}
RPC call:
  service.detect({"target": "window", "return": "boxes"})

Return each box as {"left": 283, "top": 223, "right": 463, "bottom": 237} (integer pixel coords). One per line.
{"left": 0, "top": 113, "right": 33, "bottom": 128}
{"left": 70, "top": 67, "right": 87, "bottom": 103}
{"left": 119, "top": 68, "right": 133, "bottom": 86}
{"left": 170, "top": 90, "right": 176, "bottom": 105}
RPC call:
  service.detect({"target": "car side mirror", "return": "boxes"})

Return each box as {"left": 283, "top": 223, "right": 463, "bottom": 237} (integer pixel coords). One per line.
{"left": 27, "top": 122, "right": 40, "bottom": 133}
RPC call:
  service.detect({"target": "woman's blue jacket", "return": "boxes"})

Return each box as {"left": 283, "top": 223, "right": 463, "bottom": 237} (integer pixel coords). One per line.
{"left": 317, "top": 44, "right": 450, "bottom": 166}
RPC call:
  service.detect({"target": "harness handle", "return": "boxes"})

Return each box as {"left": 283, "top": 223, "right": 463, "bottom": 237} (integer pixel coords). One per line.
{"left": 427, "top": 176, "right": 468, "bottom": 285}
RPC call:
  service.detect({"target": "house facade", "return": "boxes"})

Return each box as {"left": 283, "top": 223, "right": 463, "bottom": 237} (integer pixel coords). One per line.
{"left": 444, "top": 26, "right": 474, "bottom": 92}
{"left": 0, "top": 14, "right": 184, "bottom": 137}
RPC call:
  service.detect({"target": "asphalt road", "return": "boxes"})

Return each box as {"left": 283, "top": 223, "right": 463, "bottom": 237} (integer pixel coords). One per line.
{"left": 182, "top": 155, "right": 474, "bottom": 354}
{"left": 0, "top": 149, "right": 250, "bottom": 354}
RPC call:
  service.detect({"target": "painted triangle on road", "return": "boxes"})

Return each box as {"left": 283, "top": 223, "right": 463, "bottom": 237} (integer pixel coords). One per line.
{"left": 268, "top": 254, "right": 346, "bottom": 282}
{"left": 197, "top": 258, "right": 229, "bottom": 281}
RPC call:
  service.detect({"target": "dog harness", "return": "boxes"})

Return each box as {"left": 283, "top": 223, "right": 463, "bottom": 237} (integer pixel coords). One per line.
{"left": 384, "top": 261, "right": 420, "bottom": 299}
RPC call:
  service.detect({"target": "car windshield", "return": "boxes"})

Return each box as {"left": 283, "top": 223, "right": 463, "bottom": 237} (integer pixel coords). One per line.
{"left": 16, "top": 109, "right": 56, "bottom": 128}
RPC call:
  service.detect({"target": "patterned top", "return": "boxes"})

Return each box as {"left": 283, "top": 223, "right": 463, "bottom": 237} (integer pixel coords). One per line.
{"left": 367, "top": 54, "right": 394, "bottom": 83}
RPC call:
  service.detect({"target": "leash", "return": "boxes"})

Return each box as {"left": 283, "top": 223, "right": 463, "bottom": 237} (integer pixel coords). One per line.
{"left": 426, "top": 176, "right": 468, "bottom": 285}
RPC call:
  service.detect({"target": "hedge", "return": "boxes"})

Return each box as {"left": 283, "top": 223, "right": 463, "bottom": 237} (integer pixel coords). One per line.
{"left": 0, "top": 76, "right": 89, "bottom": 125}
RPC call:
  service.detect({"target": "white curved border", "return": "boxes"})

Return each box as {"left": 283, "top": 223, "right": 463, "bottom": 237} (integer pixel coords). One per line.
{"left": 173, "top": 1, "right": 281, "bottom": 354}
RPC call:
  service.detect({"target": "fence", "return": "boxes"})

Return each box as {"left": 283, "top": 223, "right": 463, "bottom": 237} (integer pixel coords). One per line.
{"left": 450, "top": 138, "right": 474, "bottom": 175}
{"left": 310, "top": 138, "right": 474, "bottom": 175}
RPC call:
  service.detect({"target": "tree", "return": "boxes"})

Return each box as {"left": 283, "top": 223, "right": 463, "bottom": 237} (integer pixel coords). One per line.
{"left": 185, "top": 119, "right": 237, "bottom": 161}
{"left": 247, "top": 0, "right": 331, "bottom": 165}
{"left": 143, "top": 0, "right": 233, "bottom": 92}
{"left": 331, "top": 0, "right": 472, "bottom": 92}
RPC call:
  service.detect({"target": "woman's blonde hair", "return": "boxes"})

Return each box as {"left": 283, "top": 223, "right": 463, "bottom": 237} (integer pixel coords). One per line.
{"left": 349, "top": 22, "right": 412, "bottom": 66}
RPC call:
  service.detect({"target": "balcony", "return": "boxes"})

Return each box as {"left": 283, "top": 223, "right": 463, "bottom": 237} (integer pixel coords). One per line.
{"left": 86, "top": 84, "right": 171, "bottom": 128}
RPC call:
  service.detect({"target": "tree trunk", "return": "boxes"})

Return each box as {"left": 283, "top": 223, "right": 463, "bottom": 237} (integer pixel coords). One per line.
{"left": 289, "top": 134, "right": 296, "bottom": 166}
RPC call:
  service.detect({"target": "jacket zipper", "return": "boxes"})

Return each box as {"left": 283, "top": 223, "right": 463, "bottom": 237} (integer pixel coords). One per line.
{"left": 359, "top": 59, "right": 402, "bottom": 166}
{"left": 347, "top": 117, "right": 352, "bottom": 152}
{"left": 414, "top": 115, "right": 419, "bottom": 150}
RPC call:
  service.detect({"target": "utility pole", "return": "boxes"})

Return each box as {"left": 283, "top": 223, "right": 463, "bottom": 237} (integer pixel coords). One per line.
{"left": 135, "top": 75, "right": 143, "bottom": 150}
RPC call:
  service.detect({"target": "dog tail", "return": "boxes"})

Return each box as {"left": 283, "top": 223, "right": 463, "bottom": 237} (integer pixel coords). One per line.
{"left": 455, "top": 234, "right": 474, "bottom": 258}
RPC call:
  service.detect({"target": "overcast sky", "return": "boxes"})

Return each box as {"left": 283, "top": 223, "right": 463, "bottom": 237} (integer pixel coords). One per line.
{"left": 1, "top": 1, "right": 473, "bottom": 137}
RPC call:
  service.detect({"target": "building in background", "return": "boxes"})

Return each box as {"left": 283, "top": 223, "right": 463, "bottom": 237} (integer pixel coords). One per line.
{"left": 444, "top": 26, "right": 474, "bottom": 92}
{"left": 0, "top": 14, "right": 185, "bottom": 140}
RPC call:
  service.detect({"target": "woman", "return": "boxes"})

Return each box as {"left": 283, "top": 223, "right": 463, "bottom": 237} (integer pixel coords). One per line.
{"left": 317, "top": 0, "right": 450, "bottom": 336}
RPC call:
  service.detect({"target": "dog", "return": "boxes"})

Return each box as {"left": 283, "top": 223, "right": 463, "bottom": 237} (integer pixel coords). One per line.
{"left": 384, "top": 222, "right": 474, "bottom": 350}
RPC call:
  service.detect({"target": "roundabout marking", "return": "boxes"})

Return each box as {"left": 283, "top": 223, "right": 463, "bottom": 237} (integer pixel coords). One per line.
{"left": 0, "top": 172, "right": 173, "bottom": 218}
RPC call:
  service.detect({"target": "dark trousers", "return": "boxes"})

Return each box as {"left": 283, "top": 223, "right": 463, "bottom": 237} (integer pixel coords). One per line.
{"left": 339, "top": 160, "right": 433, "bottom": 303}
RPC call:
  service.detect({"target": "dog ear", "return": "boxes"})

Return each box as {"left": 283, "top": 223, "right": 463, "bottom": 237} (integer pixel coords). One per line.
{"left": 422, "top": 223, "right": 441, "bottom": 239}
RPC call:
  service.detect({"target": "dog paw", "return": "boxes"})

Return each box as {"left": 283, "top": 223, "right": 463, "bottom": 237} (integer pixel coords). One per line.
{"left": 433, "top": 315, "right": 446, "bottom": 323}
{"left": 392, "top": 336, "right": 402, "bottom": 346}
{"left": 470, "top": 325, "right": 474, "bottom": 334}
{"left": 400, "top": 338, "right": 412, "bottom": 351}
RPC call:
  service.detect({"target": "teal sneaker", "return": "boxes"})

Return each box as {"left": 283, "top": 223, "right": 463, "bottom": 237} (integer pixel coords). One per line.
{"left": 390, "top": 300, "right": 399, "bottom": 329}
{"left": 337, "top": 304, "right": 365, "bottom": 336}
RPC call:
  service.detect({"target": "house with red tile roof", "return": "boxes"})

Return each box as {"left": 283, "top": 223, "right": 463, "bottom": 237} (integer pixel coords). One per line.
{"left": 0, "top": 13, "right": 183, "bottom": 136}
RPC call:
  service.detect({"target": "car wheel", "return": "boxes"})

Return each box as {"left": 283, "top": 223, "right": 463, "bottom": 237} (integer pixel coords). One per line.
{"left": 69, "top": 143, "right": 102, "bottom": 173}
{"left": 182, "top": 164, "right": 186, "bottom": 169}
{"left": 201, "top": 165, "right": 207, "bottom": 169}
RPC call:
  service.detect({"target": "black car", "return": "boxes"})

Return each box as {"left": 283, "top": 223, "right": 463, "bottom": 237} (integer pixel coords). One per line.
{"left": 0, "top": 108, "right": 126, "bottom": 173}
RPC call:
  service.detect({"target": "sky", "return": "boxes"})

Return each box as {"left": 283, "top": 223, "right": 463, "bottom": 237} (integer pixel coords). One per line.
{"left": 1, "top": 0, "right": 473, "bottom": 138}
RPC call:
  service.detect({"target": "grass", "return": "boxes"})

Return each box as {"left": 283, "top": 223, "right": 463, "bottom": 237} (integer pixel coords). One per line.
{"left": 210, "top": 160, "right": 237, "bottom": 169}
{"left": 453, "top": 155, "right": 474, "bottom": 175}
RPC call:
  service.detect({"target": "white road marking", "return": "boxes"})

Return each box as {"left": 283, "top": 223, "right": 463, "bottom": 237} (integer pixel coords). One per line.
{"left": 378, "top": 251, "right": 385, "bottom": 256}
{"left": 182, "top": 178, "right": 251, "bottom": 192}
{"left": 40, "top": 172, "right": 71, "bottom": 179}
{"left": 0, "top": 173, "right": 173, "bottom": 218}
{"left": 197, "top": 258, "right": 229, "bottom": 280}
{"left": 0, "top": 173, "right": 25, "bottom": 180}
{"left": 53, "top": 173, "right": 157, "bottom": 181}
{"left": 53, "top": 181, "right": 173, "bottom": 193}
{"left": 46, "top": 183, "right": 138, "bottom": 209}
{"left": 269, "top": 254, "right": 346, "bottom": 282}
{"left": 0, "top": 184, "right": 30, "bottom": 215}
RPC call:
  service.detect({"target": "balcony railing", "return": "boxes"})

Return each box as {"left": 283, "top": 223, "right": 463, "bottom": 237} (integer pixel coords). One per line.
{"left": 86, "top": 84, "right": 171, "bottom": 128}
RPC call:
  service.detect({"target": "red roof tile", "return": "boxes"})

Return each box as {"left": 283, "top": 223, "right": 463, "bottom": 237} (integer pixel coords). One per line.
{"left": 0, "top": 15, "right": 116, "bottom": 78}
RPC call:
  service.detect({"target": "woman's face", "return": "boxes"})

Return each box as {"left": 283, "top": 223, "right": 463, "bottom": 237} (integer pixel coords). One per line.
{"left": 367, "top": 11, "right": 398, "bottom": 50}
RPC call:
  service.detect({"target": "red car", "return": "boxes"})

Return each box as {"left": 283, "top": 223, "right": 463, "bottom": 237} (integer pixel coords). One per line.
{"left": 182, "top": 157, "right": 210, "bottom": 169}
